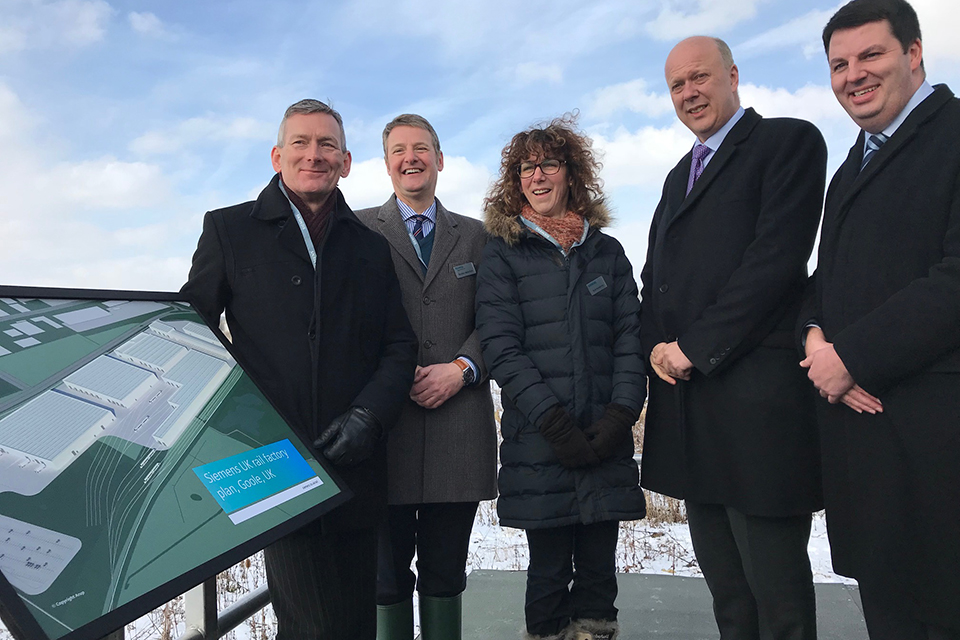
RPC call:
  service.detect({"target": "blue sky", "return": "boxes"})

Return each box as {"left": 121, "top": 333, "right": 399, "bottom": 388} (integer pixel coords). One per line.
{"left": 2, "top": 0, "right": 958, "bottom": 292}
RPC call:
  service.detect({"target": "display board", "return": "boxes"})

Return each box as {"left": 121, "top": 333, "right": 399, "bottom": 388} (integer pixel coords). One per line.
{"left": 0, "top": 286, "right": 348, "bottom": 640}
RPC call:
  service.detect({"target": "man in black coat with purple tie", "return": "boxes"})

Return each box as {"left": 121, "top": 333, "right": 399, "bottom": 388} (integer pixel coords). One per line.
{"left": 640, "top": 36, "right": 826, "bottom": 640}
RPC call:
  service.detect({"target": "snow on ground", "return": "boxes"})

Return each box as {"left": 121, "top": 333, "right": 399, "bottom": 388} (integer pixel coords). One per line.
{"left": 0, "top": 383, "right": 853, "bottom": 639}
{"left": 468, "top": 500, "right": 853, "bottom": 584}
{"left": 0, "top": 499, "right": 853, "bottom": 640}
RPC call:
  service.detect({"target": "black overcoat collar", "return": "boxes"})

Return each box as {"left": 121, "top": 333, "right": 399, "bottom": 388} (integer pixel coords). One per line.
{"left": 662, "top": 107, "right": 762, "bottom": 231}
{"left": 832, "top": 84, "right": 955, "bottom": 219}
{"left": 246, "top": 173, "right": 363, "bottom": 267}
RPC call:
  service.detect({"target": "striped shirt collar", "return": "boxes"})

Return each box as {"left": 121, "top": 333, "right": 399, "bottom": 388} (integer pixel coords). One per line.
{"left": 396, "top": 197, "right": 437, "bottom": 224}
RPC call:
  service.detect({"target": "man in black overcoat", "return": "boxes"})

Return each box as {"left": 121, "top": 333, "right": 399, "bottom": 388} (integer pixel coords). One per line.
{"left": 802, "top": 1, "right": 960, "bottom": 637}
{"left": 182, "top": 99, "right": 418, "bottom": 639}
{"left": 639, "top": 36, "right": 826, "bottom": 639}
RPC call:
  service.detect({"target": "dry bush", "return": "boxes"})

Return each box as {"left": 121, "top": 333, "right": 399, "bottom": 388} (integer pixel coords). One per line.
{"left": 644, "top": 490, "right": 687, "bottom": 525}
{"left": 632, "top": 403, "right": 687, "bottom": 525}
{"left": 633, "top": 403, "right": 646, "bottom": 453}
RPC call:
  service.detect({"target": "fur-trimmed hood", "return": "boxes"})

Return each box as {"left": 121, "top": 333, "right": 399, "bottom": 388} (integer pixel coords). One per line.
{"left": 484, "top": 199, "right": 612, "bottom": 246}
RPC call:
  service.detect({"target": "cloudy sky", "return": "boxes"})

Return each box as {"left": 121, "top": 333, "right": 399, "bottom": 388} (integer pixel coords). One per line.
{"left": 2, "top": 0, "right": 958, "bottom": 292}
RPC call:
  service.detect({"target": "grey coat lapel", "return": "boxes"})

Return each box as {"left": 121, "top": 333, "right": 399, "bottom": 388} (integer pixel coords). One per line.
{"left": 378, "top": 196, "right": 424, "bottom": 280}
{"left": 423, "top": 198, "right": 460, "bottom": 291}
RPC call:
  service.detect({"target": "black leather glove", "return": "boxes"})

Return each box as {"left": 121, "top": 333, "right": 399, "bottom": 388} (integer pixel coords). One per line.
{"left": 314, "top": 407, "right": 383, "bottom": 467}
{"left": 584, "top": 403, "right": 638, "bottom": 461}
{"left": 538, "top": 405, "right": 600, "bottom": 469}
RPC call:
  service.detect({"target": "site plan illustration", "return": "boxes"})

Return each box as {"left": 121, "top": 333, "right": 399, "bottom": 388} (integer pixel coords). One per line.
{"left": 0, "top": 292, "right": 342, "bottom": 640}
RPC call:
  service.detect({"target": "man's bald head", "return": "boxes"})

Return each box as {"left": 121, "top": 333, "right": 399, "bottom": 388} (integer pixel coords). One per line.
{"left": 665, "top": 36, "right": 741, "bottom": 142}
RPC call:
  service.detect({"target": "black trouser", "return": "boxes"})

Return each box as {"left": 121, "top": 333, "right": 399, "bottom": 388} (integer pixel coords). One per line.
{"left": 858, "top": 575, "right": 960, "bottom": 640}
{"left": 264, "top": 519, "right": 378, "bottom": 640}
{"left": 524, "top": 521, "right": 620, "bottom": 637}
{"left": 685, "top": 502, "right": 816, "bottom": 640}
{"left": 377, "top": 501, "right": 479, "bottom": 605}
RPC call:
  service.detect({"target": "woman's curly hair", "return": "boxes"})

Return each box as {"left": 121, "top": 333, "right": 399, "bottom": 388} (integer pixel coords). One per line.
{"left": 484, "top": 113, "right": 604, "bottom": 219}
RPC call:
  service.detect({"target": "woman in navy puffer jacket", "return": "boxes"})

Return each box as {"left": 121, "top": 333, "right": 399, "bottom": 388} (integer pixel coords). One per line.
{"left": 476, "top": 117, "right": 646, "bottom": 640}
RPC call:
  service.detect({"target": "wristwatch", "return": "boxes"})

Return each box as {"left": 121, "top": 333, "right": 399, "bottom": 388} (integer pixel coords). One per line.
{"left": 453, "top": 357, "right": 476, "bottom": 386}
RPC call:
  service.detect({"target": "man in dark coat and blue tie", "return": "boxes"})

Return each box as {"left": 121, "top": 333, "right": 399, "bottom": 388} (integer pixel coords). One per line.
{"left": 639, "top": 36, "right": 827, "bottom": 639}
{"left": 356, "top": 115, "right": 497, "bottom": 640}
{"left": 802, "top": 1, "right": 960, "bottom": 637}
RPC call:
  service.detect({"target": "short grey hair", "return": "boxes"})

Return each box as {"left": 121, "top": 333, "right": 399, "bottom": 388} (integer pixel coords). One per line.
{"left": 382, "top": 113, "right": 441, "bottom": 157}
{"left": 277, "top": 99, "right": 347, "bottom": 151}
{"left": 713, "top": 37, "right": 735, "bottom": 70}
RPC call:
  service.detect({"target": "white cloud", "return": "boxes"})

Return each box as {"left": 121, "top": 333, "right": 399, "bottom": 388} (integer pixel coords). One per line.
{"left": 130, "top": 116, "right": 273, "bottom": 155}
{"left": 0, "top": 211, "right": 194, "bottom": 291}
{"left": 740, "top": 82, "right": 843, "bottom": 122}
{"left": 0, "top": 81, "right": 196, "bottom": 291}
{"left": 55, "top": 0, "right": 111, "bottom": 45}
{"left": 644, "top": 0, "right": 763, "bottom": 41}
{"left": 65, "top": 256, "right": 192, "bottom": 291}
{"left": 338, "top": 154, "right": 492, "bottom": 219}
{"left": 0, "top": 0, "right": 112, "bottom": 53}
{"left": 57, "top": 158, "right": 172, "bottom": 209}
{"left": 736, "top": 7, "right": 840, "bottom": 60}
{"left": 338, "top": 0, "right": 506, "bottom": 57}
{"left": 128, "top": 11, "right": 167, "bottom": 38}
{"left": 434, "top": 156, "right": 493, "bottom": 219}
{"left": 339, "top": 156, "right": 393, "bottom": 210}
{"left": 0, "top": 82, "right": 36, "bottom": 139}
{"left": 587, "top": 78, "right": 674, "bottom": 118}
{"left": 336, "top": 1, "right": 654, "bottom": 69}
{"left": 913, "top": 0, "right": 960, "bottom": 68}
{"left": 514, "top": 62, "right": 564, "bottom": 87}
{"left": 592, "top": 122, "right": 694, "bottom": 189}
{"left": 0, "top": 25, "right": 28, "bottom": 54}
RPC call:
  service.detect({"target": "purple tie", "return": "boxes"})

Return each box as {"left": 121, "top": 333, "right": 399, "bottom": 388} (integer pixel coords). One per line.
{"left": 686, "top": 143, "right": 712, "bottom": 195}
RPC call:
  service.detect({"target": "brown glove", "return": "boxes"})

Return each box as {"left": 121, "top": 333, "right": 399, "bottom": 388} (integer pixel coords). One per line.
{"left": 538, "top": 405, "right": 600, "bottom": 469}
{"left": 584, "top": 403, "right": 637, "bottom": 461}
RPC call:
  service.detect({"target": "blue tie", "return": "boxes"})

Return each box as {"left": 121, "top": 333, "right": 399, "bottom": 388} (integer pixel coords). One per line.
{"left": 860, "top": 133, "right": 888, "bottom": 171}
{"left": 411, "top": 215, "right": 429, "bottom": 239}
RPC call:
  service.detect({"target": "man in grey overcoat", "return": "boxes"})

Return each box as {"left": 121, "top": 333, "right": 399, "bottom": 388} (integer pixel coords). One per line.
{"left": 356, "top": 114, "right": 497, "bottom": 640}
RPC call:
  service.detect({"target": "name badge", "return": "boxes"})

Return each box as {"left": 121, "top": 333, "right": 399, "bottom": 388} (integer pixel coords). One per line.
{"left": 586, "top": 276, "right": 608, "bottom": 295}
{"left": 453, "top": 262, "right": 477, "bottom": 278}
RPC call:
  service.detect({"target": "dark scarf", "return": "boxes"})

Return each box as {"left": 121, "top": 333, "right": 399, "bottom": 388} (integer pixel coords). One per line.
{"left": 281, "top": 177, "right": 336, "bottom": 249}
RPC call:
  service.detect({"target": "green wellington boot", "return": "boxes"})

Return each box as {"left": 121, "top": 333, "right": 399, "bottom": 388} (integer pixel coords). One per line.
{"left": 419, "top": 593, "right": 462, "bottom": 640}
{"left": 377, "top": 598, "right": 414, "bottom": 640}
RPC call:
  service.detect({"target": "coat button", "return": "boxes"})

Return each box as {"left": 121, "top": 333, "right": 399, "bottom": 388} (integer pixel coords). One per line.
{"left": 278, "top": 219, "right": 287, "bottom": 229}
{"left": 423, "top": 340, "right": 433, "bottom": 349}
{"left": 291, "top": 275, "right": 302, "bottom": 286}
{"left": 659, "top": 284, "right": 669, "bottom": 293}
{"left": 308, "top": 329, "right": 316, "bottom": 340}
{"left": 422, "top": 296, "right": 430, "bottom": 305}
{"left": 709, "top": 357, "right": 717, "bottom": 365}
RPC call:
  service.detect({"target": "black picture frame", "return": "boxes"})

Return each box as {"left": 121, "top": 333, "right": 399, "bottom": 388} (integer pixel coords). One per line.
{"left": 0, "top": 285, "right": 351, "bottom": 640}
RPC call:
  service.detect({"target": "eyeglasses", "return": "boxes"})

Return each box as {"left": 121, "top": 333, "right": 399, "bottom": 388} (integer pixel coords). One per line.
{"left": 517, "top": 159, "right": 564, "bottom": 179}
